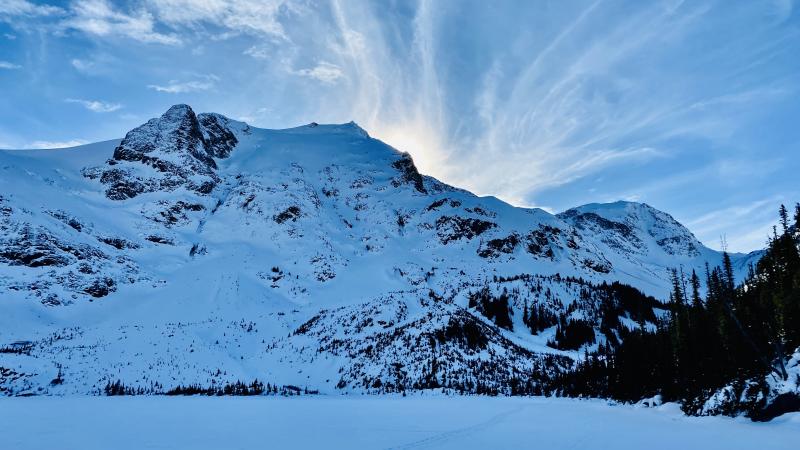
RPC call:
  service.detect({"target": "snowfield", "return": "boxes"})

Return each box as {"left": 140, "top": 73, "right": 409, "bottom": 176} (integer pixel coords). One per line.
{"left": 1, "top": 396, "right": 797, "bottom": 450}
{"left": 2, "top": 104, "right": 793, "bottom": 422}
{"left": 0, "top": 105, "right": 763, "bottom": 399}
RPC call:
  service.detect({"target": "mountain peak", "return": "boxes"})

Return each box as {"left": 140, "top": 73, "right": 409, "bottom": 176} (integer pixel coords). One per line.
{"left": 559, "top": 201, "right": 682, "bottom": 229}
{"left": 345, "top": 121, "right": 369, "bottom": 138}
{"left": 284, "top": 121, "right": 370, "bottom": 139}
{"left": 0, "top": 106, "right": 768, "bottom": 404}
{"left": 115, "top": 104, "right": 204, "bottom": 159}
{"left": 89, "top": 104, "right": 245, "bottom": 200}
{"left": 558, "top": 200, "right": 704, "bottom": 258}
{"left": 155, "top": 104, "right": 202, "bottom": 136}
{"left": 163, "top": 103, "right": 194, "bottom": 117}
{"left": 562, "top": 200, "right": 655, "bottom": 215}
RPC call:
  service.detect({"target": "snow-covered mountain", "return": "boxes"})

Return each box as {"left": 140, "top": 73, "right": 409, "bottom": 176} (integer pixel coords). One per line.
{"left": 0, "top": 104, "right": 760, "bottom": 396}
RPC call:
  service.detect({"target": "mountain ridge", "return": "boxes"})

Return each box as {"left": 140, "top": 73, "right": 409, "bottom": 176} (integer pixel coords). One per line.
{"left": 0, "top": 104, "right": 763, "bottom": 398}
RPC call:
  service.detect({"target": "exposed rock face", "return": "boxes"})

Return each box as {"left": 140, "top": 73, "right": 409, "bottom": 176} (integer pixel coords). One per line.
{"left": 435, "top": 216, "right": 497, "bottom": 244}
{"left": 0, "top": 104, "right": 764, "bottom": 399}
{"left": 287, "top": 297, "right": 572, "bottom": 394}
{"left": 88, "top": 105, "right": 241, "bottom": 200}
{"left": 0, "top": 227, "right": 73, "bottom": 268}
{"left": 391, "top": 153, "right": 427, "bottom": 194}
{"left": 558, "top": 201, "right": 704, "bottom": 258}
{"left": 0, "top": 218, "right": 130, "bottom": 305}
{"left": 198, "top": 113, "right": 240, "bottom": 159}
{"left": 478, "top": 234, "right": 520, "bottom": 258}
{"left": 112, "top": 104, "right": 217, "bottom": 169}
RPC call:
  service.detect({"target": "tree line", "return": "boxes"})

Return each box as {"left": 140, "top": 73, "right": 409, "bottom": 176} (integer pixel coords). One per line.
{"left": 554, "top": 204, "right": 800, "bottom": 417}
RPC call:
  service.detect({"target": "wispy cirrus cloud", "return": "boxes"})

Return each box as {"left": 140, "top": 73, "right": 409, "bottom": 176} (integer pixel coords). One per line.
{"left": 147, "top": 75, "right": 218, "bottom": 93}
{"left": 0, "top": 61, "right": 22, "bottom": 70}
{"left": 243, "top": 45, "right": 271, "bottom": 59}
{"left": 0, "top": 0, "right": 798, "bottom": 252}
{"left": 65, "top": 98, "right": 122, "bottom": 112}
{"left": 0, "top": 0, "right": 63, "bottom": 18}
{"left": 64, "top": 0, "right": 181, "bottom": 45}
{"left": 69, "top": 54, "right": 122, "bottom": 77}
{"left": 306, "top": 0, "right": 797, "bottom": 215}
{"left": 293, "top": 61, "right": 344, "bottom": 84}
{"left": 146, "top": 0, "right": 295, "bottom": 41}
{"left": 70, "top": 58, "right": 94, "bottom": 73}
{"left": 686, "top": 197, "right": 787, "bottom": 251}
{"left": 24, "top": 139, "right": 88, "bottom": 149}
{"left": 3, "top": 0, "right": 299, "bottom": 43}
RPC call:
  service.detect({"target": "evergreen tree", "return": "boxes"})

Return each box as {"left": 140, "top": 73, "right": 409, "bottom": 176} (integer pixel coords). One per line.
{"left": 779, "top": 204, "right": 789, "bottom": 233}
{"left": 558, "top": 203, "right": 800, "bottom": 414}
{"left": 690, "top": 270, "right": 702, "bottom": 308}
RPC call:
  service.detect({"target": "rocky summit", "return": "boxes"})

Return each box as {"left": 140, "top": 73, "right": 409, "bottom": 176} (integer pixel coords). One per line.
{"left": 0, "top": 105, "right": 762, "bottom": 399}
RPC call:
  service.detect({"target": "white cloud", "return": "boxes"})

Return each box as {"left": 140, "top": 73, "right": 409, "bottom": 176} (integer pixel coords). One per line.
{"left": 689, "top": 86, "right": 790, "bottom": 110}
{"left": 24, "top": 140, "right": 88, "bottom": 149}
{"left": 234, "top": 106, "right": 272, "bottom": 124}
{"left": 0, "top": 61, "right": 22, "bottom": 70}
{"left": 311, "top": 0, "right": 453, "bottom": 183}
{"left": 687, "top": 199, "right": 779, "bottom": 233}
{"left": 65, "top": 98, "right": 122, "bottom": 113}
{"left": 0, "top": 0, "right": 63, "bottom": 17}
{"left": 146, "top": 0, "right": 293, "bottom": 40}
{"left": 65, "top": 0, "right": 181, "bottom": 45}
{"left": 243, "top": 45, "right": 271, "bottom": 59}
{"left": 294, "top": 61, "right": 344, "bottom": 84}
{"left": 313, "top": 0, "right": 793, "bottom": 212}
{"left": 0, "top": 0, "right": 794, "bottom": 251}
{"left": 70, "top": 58, "right": 94, "bottom": 72}
{"left": 686, "top": 198, "right": 785, "bottom": 252}
{"left": 4, "top": 0, "right": 299, "bottom": 50}
{"left": 69, "top": 54, "right": 123, "bottom": 76}
{"left": 147, "top": 75, "right": 218, "bottom": 93}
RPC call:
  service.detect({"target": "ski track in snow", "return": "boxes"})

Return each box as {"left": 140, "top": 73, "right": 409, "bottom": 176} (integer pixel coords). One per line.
{"left": 384, "top": 403, "right": 526, "bottom": 449}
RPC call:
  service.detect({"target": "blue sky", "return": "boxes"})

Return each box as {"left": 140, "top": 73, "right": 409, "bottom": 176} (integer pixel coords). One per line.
{"left": 1, "top": 0, "right": 798, "bottom": 252}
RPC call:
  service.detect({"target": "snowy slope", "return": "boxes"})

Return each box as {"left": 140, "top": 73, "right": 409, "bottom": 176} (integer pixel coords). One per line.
{"left": 2, "top": 396, "right": 797, "bottom": 450}
{"left": 0, "top": 105, "right": 760, "bottom": 396}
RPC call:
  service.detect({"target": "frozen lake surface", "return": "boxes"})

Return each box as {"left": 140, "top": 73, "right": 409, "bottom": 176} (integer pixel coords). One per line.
{"left": 1, "top": 396, "right": 797, "bottom": 449}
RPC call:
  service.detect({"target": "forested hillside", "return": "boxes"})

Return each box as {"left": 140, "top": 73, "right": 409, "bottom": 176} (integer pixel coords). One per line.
{"left": 556, "top": 205, "right": 800, "bottom": 420}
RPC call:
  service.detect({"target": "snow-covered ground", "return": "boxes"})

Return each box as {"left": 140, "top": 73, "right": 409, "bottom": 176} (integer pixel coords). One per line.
{"left": 0, "top": 105, "right": 763, "bottom": 397}
{"left": 1, "top": 396, "right": 797, "bottom": 450}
